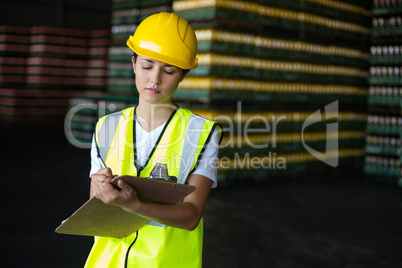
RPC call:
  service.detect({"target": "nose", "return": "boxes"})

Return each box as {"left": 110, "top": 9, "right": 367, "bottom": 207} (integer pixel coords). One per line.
{"left": 150, "top": 68, "right": 162, "bottom": 86}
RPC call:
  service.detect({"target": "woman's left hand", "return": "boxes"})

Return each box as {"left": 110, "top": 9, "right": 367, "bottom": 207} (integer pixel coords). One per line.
{"left": 112, "top": 179, "right": 140, "bottom": 212}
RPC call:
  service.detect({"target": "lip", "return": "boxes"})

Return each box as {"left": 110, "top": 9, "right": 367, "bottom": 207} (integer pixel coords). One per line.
{"left": 146, "top": 87, "right": 160, "bottom": 94}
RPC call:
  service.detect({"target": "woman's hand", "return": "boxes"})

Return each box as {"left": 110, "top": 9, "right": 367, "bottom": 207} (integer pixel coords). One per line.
{"left": 90, "top": 167, "right": 114, "bottom": 199}
{"left": 90, "top": 168, "right": 141, "bottom": 212}
{"left": 90, "top": 170, "right": 212, "bottom": 231}
{"left": 129, "top": 174, "right": 212, "bottom": 231}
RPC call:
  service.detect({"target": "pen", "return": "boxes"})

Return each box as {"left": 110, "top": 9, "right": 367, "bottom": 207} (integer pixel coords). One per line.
{"left": 97, "top": 154, "right": 107, "bottom": 169}
{"left": 97, "top": 154, "right": 119, "bottom": 188}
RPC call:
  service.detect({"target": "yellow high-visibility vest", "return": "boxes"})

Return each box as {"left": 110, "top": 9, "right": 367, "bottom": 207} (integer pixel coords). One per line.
{"left": 85, "top": 106, "right": 221, "bottom": 268}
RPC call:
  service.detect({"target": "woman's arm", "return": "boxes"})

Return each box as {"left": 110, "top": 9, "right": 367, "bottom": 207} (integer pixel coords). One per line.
{"left": 91, "top": 172, "right": 212, "bottom": 231}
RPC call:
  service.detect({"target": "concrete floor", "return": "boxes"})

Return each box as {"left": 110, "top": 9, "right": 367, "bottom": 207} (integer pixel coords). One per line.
{"left": 2, "top": 121, "right": 402, "bottom": 267}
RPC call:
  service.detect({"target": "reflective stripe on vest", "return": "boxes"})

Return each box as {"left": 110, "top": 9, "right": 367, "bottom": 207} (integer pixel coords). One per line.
{"left": 86, "top": 106, "right": 220, "bottom": 268}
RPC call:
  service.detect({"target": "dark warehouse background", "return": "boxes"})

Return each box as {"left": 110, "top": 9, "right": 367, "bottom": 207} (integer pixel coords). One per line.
{"left": 1, "top": 0, "right": 402, "bottom": 267}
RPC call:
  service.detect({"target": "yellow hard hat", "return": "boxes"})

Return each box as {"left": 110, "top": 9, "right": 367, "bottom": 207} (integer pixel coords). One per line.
{"left": 127, "top": 12, "right": 198, "bottom": 70}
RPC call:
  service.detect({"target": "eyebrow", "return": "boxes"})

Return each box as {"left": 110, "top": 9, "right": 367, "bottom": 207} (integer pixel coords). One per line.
{"left": 141, "top": 58, "right": 175, "bottom": 68}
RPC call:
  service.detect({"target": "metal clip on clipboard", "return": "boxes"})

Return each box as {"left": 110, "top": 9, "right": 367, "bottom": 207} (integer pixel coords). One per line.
{"left": 149, "top": 163, "right": 178, "bottom": 183}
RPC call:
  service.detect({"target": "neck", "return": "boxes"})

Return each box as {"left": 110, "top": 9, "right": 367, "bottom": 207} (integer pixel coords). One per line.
{"left": 136, "top": 101, "right": 176, "bottom": 132}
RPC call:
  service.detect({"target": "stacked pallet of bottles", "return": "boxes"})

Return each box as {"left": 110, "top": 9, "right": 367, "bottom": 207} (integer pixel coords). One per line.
{"left": 68, "top": 0, "right": 174, "bottom": 144}
{"left": 0, "top": 26, "right": 110, "bottom": 119}
{"left": 107, "top": 0, "right": 139, "bottom": 95}
{"left": 0, "top": 26, "right": 30, "bottom": 117}
{"left": 173, "top": 0, "right": 371, "bottom": 182}
{"left": 86, "top": 29, "right": 111, "bottom": 91}
{"left": 108, "top": 0, "right": 172, "bottom": 95}
{"left": 365, "top": 0, "right": 402, "bottom": 186}
{"left": 66, "top": 28, "right": 113, "bottom": 142}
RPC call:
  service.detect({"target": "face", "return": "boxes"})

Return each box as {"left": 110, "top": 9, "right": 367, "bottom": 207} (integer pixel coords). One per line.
{"left": 132, "top": 55, "right": 187, "bottom": 106}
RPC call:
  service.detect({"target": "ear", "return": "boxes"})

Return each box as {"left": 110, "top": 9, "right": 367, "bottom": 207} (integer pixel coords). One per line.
{"left": 132, "top": 56, "right": 136, "bottom": 74}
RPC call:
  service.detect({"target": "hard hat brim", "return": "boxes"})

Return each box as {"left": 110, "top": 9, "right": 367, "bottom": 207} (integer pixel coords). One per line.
{"left": 127, "top": 38, "right": 198, "bottom": 70}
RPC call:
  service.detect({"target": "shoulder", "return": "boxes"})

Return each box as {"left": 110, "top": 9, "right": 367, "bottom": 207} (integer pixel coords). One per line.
{"left": 98, "top": 107, "right": 134, "bottom": 123}
{"left": 177, "top": 107, "right": 218, "bottom": 125}
{"left": 177, "top": 107, "right": 223, "bottom": 141}
{"left": 95, "top": 106, "right": 135, "bottom": 133}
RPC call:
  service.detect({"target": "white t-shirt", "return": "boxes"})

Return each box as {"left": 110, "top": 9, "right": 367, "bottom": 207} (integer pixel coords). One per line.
{"left": 89, "top": 120, "right": 220, "bottom": 188}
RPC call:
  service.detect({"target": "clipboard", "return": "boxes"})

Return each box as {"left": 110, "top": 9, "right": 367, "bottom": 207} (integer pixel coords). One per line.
{"left": 55, "top": 175, "right": 196, "bottom": 238}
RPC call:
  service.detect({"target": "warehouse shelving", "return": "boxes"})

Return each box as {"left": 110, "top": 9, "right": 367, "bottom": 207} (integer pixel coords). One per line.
{"left": 173, "top": 0, "right": 371, "bottom": 182}
{"left": 365, "top": 0, "right": 402, "bottom": 186}
{"left": 0, "top": 25, "right": 110, "bottom": 119}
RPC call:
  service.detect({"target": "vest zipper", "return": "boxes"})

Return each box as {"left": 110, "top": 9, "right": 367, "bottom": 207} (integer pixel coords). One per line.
{"left": 136, "top": 166, "right": 144, "bottom": 177}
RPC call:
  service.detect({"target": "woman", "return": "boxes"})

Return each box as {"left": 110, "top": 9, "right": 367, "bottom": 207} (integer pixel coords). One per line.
{"left": 85, "top": 12, "right": 221, "bottom": 267}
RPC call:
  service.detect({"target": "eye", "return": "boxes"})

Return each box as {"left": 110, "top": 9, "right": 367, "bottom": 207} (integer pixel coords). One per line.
{"left": 142, "top": 65, "right": 152, "bottom": 70}
{"left": 164, "top": 69, "right": 174, "bottom": 75}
